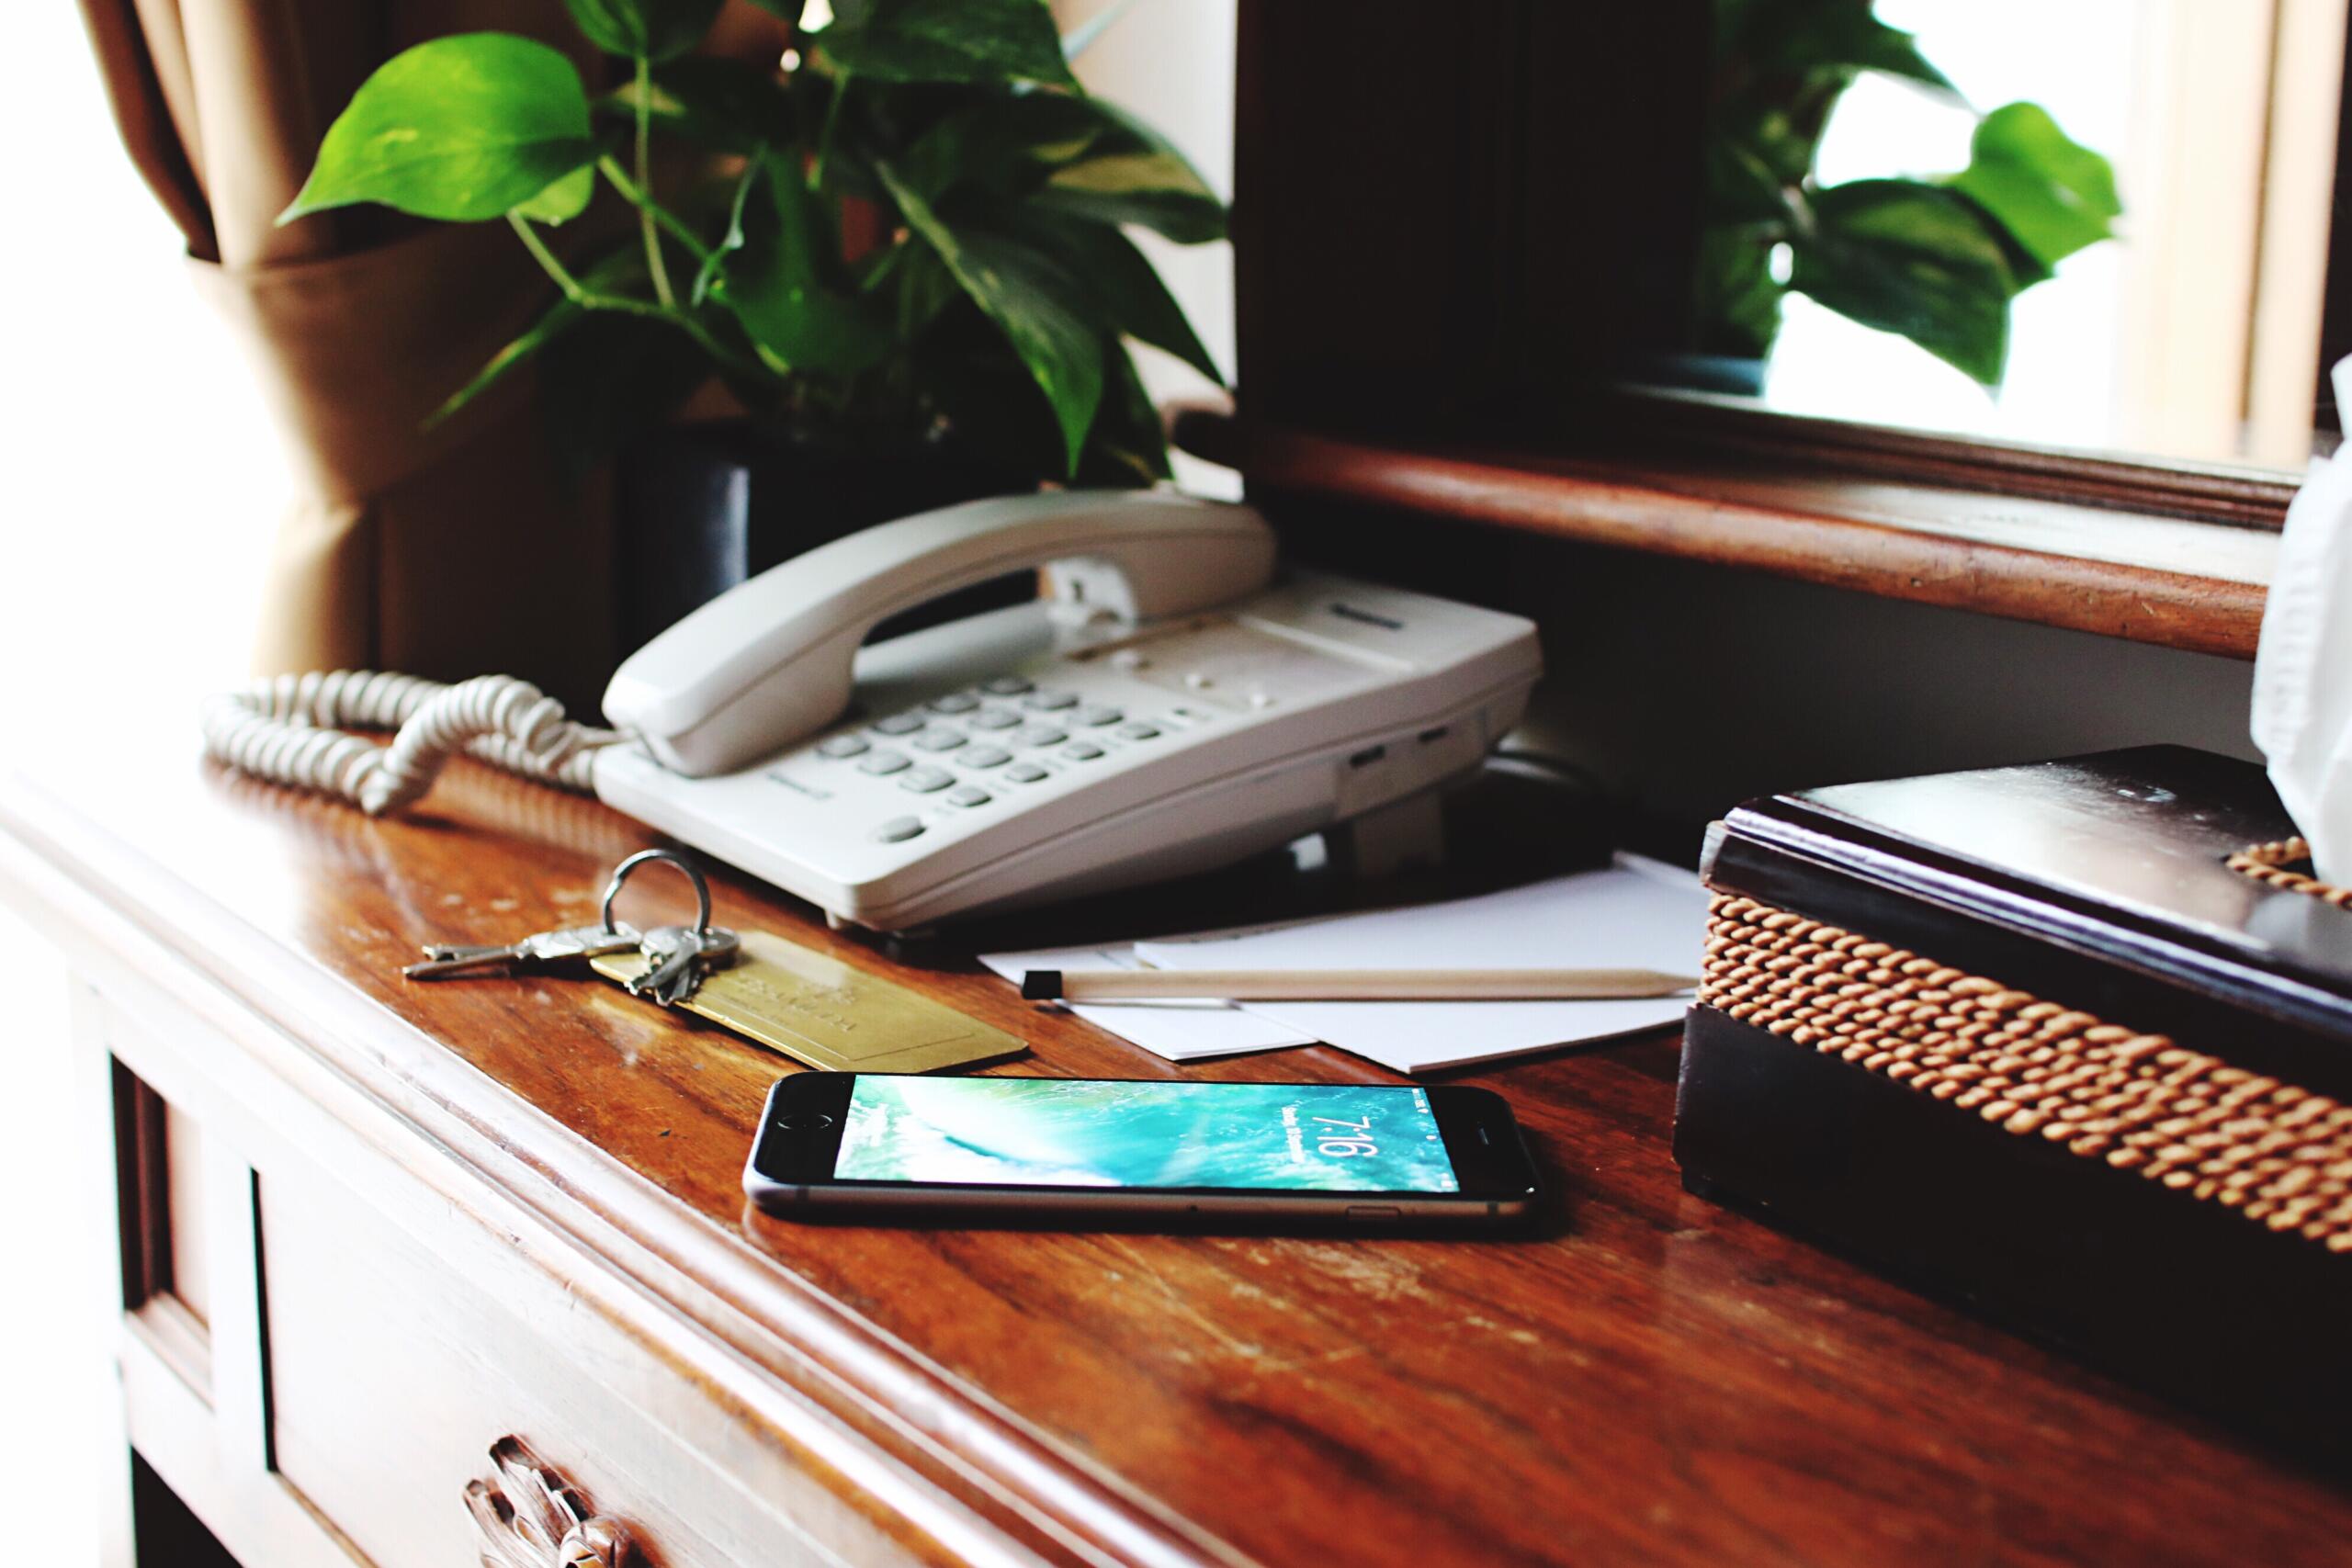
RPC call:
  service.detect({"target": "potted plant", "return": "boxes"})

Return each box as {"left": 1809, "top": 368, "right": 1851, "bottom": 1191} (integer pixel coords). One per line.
{"left": 281, "top": 0, "right": 1226, "bottom": 646}
{"left": 1689, "top": 0, "right": 2122, "bottom": 393}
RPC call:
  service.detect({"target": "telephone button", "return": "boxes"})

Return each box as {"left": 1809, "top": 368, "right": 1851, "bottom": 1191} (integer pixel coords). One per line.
{"left": 912, "top": 730, "right": 967, "bottom": 751}
{"left": 1023, "top": 690, "right": 1079, "bottom": 711}
{"left": 945, "top": 785, "right": 992, "bottom": 807}
{"left": 928, "top": 694, "right": 978, "bottom": 714}
{"left": 963, "top": 746, "right": 1012, "bottom": 768}
{"left": 967, "top": 708, "right": 1020, "bottom": 731}
{"left": 1078, "top": 705, "right": 1123, "bottom": 727}
{"left": 1345, "top": 1205, "right": 1401, "bottom": 1225}
{"left": 815, "top": 735, "right": 869, "bottom": 758}
{"left": 1115, "top": 723, "right": 1160, "bottom": 741}
{"left": 1064, "top": 741, "right": 1105, "bottom": 761}
{"left": 899, "top": 766, "right": 954, "bottom": 794}
{"left": 872, "top": 713, "right": 924, "bottom": 736}
{"left": 870, "top": 816, "right": 926, "bottom": 843}
{"left": 857, "top": 751, "right": 911, "bottom": 775}
{"left": 1015, "top": 726, "right": 1068, "bottom": 748}
{"left": 1004, "top": 762, "right": 1049, "bottom": 784}
{"left": 981, "top": 676, "right": 1034, "bottom": 695}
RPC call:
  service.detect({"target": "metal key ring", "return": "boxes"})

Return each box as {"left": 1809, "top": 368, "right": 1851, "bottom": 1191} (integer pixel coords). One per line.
{"left": 600, "top": 849, "right": 713, "bottom": 937}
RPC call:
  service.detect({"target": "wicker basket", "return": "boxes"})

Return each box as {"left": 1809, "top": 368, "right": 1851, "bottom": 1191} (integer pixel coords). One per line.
{"left": 1676, "top": 747, "right": 2352, "bottom": 1463}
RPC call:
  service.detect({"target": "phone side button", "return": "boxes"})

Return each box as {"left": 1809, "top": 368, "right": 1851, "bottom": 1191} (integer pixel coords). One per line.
{"left": 1345, "top": 1205, "right": 1401, "bottom": 1224}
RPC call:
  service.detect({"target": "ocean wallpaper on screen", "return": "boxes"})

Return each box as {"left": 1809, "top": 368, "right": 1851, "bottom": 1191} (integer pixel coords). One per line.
{"left": 835, "top": 1077, "right": 1461, "bottom": 1192}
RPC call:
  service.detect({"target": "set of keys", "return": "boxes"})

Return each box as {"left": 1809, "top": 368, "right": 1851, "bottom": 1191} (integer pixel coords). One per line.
{"left": 404, "top": 849, "right": 741, "bottom": 1007}
{"left": 398, "top": 847, "right": 1028, "bottom": 1074}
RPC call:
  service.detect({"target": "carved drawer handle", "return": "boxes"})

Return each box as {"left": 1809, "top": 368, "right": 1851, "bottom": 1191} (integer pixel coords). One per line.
{"left": 464, "top": 1437, "right": 640, "bottom": 1568}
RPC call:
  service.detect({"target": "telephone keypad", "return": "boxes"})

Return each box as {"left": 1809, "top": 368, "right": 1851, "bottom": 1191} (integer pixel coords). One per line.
{"left": 830, "top": 677, "right": 1193, "bottom": 847}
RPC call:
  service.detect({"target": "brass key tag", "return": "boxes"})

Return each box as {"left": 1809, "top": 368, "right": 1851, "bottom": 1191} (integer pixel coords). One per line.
{"left": 593, "top": 930, "right": 1027, "bottom": 1073}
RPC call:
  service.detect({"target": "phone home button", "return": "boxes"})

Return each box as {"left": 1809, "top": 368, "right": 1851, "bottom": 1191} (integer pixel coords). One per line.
{"left": 777, "top": 1112, "right": 836, "bottom": 1132}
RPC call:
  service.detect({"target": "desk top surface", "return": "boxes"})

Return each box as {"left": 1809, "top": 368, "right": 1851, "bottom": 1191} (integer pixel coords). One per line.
{"left": 9, "top": 744, "right": 2351, "bottom": 1568}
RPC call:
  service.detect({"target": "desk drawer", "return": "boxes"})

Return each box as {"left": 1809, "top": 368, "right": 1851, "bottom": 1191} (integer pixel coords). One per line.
{"left": 261, "top": 1167, "right": 842, "bottom": 1568}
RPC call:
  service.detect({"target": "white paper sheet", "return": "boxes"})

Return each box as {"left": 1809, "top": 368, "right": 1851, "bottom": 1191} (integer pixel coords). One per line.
{"left": 977, "top": 944, "right": 1317, "bottom": 1062}
{"left": 1129, "top": 855, "right": 1705, "bottom": 1072}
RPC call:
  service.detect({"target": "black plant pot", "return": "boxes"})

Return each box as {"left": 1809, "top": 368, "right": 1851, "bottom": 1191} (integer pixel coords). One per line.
{"left": 613, "top": 420, "right": 1035, "bottom": 656}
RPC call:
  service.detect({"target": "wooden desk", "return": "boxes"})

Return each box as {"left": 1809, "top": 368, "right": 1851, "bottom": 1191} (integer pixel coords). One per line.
{"left": 7, "top": 747, "right": 2350, "bottom": 1567}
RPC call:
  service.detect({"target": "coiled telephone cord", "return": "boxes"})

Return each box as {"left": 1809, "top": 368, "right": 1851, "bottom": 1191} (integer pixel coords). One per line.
{"left": 200, "top": 671, "right": 624, "bottom": 817}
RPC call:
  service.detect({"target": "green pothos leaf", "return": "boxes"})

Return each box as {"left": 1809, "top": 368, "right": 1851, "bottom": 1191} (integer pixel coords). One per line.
{"left": 880, "top": 159, "right": 1104, "bottom": 473}
{"left": 1791, "top": 178, "right": 2020, "bottom": 384}
{"left": 1946, "top": 101, "right": 2121, "bottom": 279}
{"left": 814, "top": 0, "right": 1077, "bottom": 87}
{"left": 717, "top": 152, "right": 894, "bottom": 378}
{"left": 561, "top": 0, "right": 722, "bottom": 62}
{"left": 281, "top": 33, "right": 594, "bottom": 224}
{"left": 1007, "top": 211, "right": 1221, "bottom": 384}
{"left": 1073, "top": 341, "right": 1171, "bottom": 486}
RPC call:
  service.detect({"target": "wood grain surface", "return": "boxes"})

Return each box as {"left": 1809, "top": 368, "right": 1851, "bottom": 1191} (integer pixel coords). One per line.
{"left": 8, "top": 744, "right": 2352, "bottom": 1567}
{"left": 1171, "top": 407, "right": 2273, "bottom": 660}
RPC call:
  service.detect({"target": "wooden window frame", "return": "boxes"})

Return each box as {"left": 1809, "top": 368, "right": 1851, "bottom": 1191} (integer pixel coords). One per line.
{"left": 1193, "top": 0, "right": 2352, "bottom": 659}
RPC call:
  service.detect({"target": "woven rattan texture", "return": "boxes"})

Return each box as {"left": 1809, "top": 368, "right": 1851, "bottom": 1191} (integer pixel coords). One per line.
{"left": 1699, "top": 894, "right": 2352, "bottom": 1251}
{"left": 2227, "top": 837, "right": 2352, "bottom": 906}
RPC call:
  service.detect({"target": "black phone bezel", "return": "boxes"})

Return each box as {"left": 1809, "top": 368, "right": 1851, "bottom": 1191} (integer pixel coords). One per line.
{"left": 746, "top": 1072, "right": 1539, "bottom": 1203}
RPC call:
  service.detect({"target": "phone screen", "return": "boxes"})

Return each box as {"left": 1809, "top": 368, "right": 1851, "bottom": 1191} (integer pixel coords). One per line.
{"left": 831, "top": 1077, "right": 1462, "bottom": 1193}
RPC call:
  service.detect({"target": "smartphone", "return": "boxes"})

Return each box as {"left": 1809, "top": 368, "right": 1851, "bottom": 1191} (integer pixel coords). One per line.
{"left": 742, "top": 1073, "right": 1541, "bottom": 1233}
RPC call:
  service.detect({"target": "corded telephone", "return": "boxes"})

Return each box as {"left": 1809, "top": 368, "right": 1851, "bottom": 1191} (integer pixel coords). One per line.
{"left": 206, "top": 491, "right": 1542, "bottom": 933}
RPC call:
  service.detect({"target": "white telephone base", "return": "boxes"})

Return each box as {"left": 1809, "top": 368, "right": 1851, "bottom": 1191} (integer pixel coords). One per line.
{"left": 594, "top": 570, "right": 1540, "bottom": 933}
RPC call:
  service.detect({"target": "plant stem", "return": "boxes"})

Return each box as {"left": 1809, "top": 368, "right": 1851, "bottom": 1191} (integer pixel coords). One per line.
{"left": 506, "top": 211, "right": 763, "bottom": 381}
{"left": 634, "top": 54, "right": 676, "bottom": 309}
{"left": 673, "top": 310, "right": 769, "bottom": 383}
{"left": 812, "top": 73, "right": 847, "bottom": 190}
{"left": 506, "top": 214, "right": 658, "bottom": 318}
{"left": 598, "top": 156, "right": 716, "bottom": 265}
{"left": 692, "top": 153, "right": 764, "bottom": 307}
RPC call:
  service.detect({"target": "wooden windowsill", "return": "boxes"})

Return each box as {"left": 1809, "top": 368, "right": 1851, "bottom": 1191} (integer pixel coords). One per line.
{"left": 1171, "top": 405, "right": 2276, "bottom": 660}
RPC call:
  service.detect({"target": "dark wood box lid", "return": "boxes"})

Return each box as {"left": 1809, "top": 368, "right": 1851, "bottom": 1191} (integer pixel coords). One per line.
{"left": 1704, "top": 746, "right": 2352, "bottom": 1097}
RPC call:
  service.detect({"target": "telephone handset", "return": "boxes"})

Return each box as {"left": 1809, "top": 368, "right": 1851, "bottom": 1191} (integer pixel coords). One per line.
{"left": 604, "top": 491, "right": 1280, "bottom": 776}
{"left": 205, "top": 491, "right": 1542, "bottom": 933}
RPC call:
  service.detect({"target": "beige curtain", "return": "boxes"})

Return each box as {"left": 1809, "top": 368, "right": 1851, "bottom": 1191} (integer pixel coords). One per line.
{"left": 76, "top": 0, "right": 636, "bottom": 706}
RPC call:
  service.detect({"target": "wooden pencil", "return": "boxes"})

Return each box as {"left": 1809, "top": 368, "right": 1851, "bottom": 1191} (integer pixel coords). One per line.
{"left": 1019, "top": 967, "right": 1699, "bottom": 1002}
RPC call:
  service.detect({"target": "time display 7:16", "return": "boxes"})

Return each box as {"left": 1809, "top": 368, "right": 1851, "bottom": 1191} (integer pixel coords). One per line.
{"left": 1312, "top": 1115, "right": 1378, "bottom": 1158}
